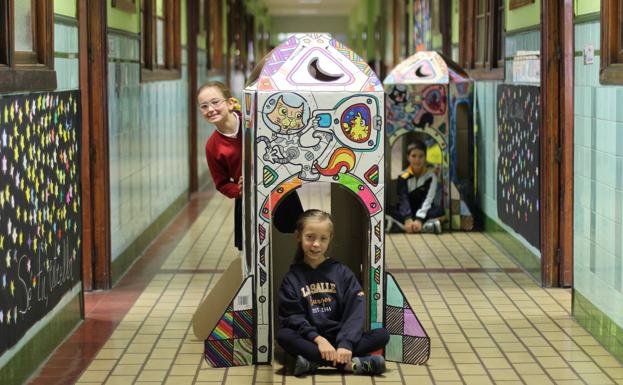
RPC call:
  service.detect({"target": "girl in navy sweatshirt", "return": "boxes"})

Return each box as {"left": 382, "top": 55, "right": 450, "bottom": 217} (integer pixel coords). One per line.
{"left": 276, "top": 209, "right": 389, "bottom": 376}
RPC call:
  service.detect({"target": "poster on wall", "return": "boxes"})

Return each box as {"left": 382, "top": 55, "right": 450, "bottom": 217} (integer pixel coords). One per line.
{"left": 0, "top": 91, "right": 82, "bottom": 355}
{"left": 496, "top": 85, "right": 540, "bottom": 249}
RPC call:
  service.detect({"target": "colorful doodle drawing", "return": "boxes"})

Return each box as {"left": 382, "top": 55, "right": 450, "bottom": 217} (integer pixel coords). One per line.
{"left": 341, "top": 104, "right": 371, "bottom": 143}
{"left": 364, "top": 165, "right": 380, "bottom": 186}
{"left": 314, "top": 147, "right": 356, "bottom": 176}
{"left": 259, "top": 177, "right": 303, "bottom": 222}
{"left": 204, "top": 277, "right": 255, "bottom": 368}
{"left": 413, "top": 0, "right": 431, "bottom": 51}
{"left": 262, "top": 166, "right": 278, "bottom": 187}
{"left": 388, "top": 85, "right": 407, "bottom": 105}
{"left": 384, "top": 273, "right": 430, "bottom": 365}
{"left": 422, "top": 85, "right": 446, "bottom": 115}
{"left": 335, "top": 173, "right": 382, "bottom": 216}
{"left": 259, "top": 93, "right": 334, "bottom": 181}
{"left": 261, "top": 35, "right": 299, "bottom": 78}
{"left": 266, "top": 96, "right": 305, "bottom": 134}
{"left": 329, "top": 95, "right": 382, "bottom": 151}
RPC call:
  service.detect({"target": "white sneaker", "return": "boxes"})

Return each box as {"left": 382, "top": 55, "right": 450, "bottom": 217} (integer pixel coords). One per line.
{"left": 385, "top": 215, "right": 405, "bottom": 233}
{"left": 422, "top": 219, "right": 442, "bottom": 234}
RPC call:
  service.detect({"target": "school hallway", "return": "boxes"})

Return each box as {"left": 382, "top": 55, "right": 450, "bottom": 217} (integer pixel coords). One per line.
{"left": 4, "top": 0, "right": 623, "bottom": 384}
{"left": 23, "top": 188, "right": 623, "bottom": 385}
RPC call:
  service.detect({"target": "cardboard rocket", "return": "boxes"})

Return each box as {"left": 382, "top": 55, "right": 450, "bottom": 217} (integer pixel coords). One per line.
{"left": 385, "top": 51, "right": 477, "bottom": 230}
{"left": 193, "top": 34, "right": 430, "bottom": 367}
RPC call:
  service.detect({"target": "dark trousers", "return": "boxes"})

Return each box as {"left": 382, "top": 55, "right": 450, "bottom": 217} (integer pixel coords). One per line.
{"left": 276, "top": 327, "right": 390, "bottom": 365}
{"left": 234, "top": 198, "right": 242, "bottom": 250}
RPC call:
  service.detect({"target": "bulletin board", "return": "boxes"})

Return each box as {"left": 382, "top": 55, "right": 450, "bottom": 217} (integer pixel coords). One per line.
{"left": 0, "top": 91, "right": 82, "bottom": 354}
{"left": 496, "top": 85, "right": 540, "bottom": 249}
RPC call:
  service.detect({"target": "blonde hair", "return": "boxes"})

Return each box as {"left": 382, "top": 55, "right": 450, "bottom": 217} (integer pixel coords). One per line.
{"left": 197, "top": 81, "right": 241, "bottom": 112}
{"left": 294, "top": 209, "right": 333, "bottom": 263}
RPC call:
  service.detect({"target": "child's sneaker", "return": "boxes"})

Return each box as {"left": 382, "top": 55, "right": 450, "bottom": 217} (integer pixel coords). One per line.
{"left": 385, "top": 215, "right": 405, "bottom": 233}
{"left": 352, "top": 355, "right": 386, "bottom": 375}
{"left": 293, "top": 355, "right": 318, "bottom": 376}
{"left": 422, "top": 219, "right": 442, "bottom": 234}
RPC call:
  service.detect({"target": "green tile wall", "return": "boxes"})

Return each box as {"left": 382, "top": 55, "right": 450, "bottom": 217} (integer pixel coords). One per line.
{"left": 573, "top": 20, "right": 623, "bottom": 337}
{"left": 107, "top": 30, "right": 190, "bottom": 267}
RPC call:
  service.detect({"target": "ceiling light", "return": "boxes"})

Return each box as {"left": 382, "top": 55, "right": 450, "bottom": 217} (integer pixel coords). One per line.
{"left": 297, "top": 9, "right": 320, "bottom": 14}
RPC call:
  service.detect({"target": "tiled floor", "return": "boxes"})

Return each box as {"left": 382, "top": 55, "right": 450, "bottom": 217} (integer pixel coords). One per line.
{"left": 29, "top": 188, "right": 623, "bottom": 385}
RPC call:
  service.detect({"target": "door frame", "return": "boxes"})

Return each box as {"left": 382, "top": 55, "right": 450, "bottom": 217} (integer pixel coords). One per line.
{"left": 78, "top": 0, "right": 112, "bottom": 290}
{"left": 540, "top": 0, "right": 574, "bottom": 287}
{"left": 188, "top": 0, "right": 198, "bottom": 193}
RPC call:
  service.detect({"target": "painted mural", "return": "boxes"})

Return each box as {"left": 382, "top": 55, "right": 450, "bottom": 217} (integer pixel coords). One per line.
{"left": 496, "top": 85, "right": 540, "bottom": 249}
{"left": 0, "top": 91, "right": 82, "bottom": 355}
{"left": 199, "top": 33, "right": 429, "bottom": 368}
{"left": 385, "top": 51, "right": 476, "bottom": 230}
{"left": 413, "top": 0, "right": 432, "bottom": 51}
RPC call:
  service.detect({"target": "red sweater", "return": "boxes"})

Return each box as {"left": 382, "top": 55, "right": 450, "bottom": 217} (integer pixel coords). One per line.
{"left": 205, "top": 112, "right": 242, "bottom": 199}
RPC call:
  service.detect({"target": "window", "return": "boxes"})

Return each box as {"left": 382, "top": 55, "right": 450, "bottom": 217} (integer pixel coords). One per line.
{"left": 459, "top": 0, "right": 504, "bottom": 79}
{"left": 207, "top": 0, "right": 223, "bottom": 70}
{"left": 0, "top": 0, "right": 56, "bottom": 92}
{"left": 112, "top": 0, "right": 137, "bottom": 13}
{"left": 141, "top": 0, "right": 181, "bottom": 82}
{"left": 600, "top": 0, "right": 623, "bottom": 84}
{"left": 199, "top": 0, "right": 207, "bottom": 36}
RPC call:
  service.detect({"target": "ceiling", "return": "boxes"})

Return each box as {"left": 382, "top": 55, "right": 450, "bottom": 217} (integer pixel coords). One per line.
{"left": 261, "top": 0, "right": 360, "bottom": 16}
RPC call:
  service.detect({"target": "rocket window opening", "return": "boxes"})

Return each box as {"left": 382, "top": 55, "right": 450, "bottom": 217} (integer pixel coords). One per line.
{"left": 307, "top": 57, "right": 345, "bottom": 82}
{"left": 387, "top": 132, "right": 444, "bottom": 219}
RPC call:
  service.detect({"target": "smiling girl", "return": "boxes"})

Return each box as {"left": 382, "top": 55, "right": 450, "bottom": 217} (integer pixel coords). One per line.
{"left": 277, "top": 209, "right": 389, "bottom": 376}
{"left": 198, "top": 81, "right": 245, "bottom": 249}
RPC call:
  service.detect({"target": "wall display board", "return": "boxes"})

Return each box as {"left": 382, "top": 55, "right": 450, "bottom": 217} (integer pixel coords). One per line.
{"left": 0, "top": 91, "right": 82, "bottom": 354}
{"left": 496, "top": 85, "right": 540, "bottom": 249}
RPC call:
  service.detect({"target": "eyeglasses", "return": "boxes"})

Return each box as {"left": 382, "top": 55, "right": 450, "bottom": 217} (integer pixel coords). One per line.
{"left": 199, "top": 98, "right": 226, "bottom": 111}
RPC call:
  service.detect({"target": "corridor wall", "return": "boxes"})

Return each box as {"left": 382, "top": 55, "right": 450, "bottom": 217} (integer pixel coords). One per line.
{"left": 572, "top": 0, "right": 623, "bottom": 364}
{"left": 0, "top": 4, "right": 83, "bottom": 385}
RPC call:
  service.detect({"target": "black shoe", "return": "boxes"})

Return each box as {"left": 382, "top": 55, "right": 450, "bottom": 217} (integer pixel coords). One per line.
{"left": 293, "top": 355, "right": 318, "bottom": 377}
{"left": 352, "top": 355, "right": 386, "bottom": 375}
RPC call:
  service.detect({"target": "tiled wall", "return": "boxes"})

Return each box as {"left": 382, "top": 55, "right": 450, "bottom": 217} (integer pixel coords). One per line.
{"left": 573, "top": 20, "right": 623, "bottom": 329}
{"left": 475, "top": 29, "right": 541, "bottom": 258}
{"left": 108, "top": 31, "right": 190, "bottom": 261}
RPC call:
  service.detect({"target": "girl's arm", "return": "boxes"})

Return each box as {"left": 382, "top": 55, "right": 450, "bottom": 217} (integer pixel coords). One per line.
{"left": 335, "top": 267, "right": 365, "bottom": 351}
{"left": 278, "top": 275, "right": 320, "bottom": 341}
{"left": 206, "top": 151, "right": 241, "bottom": 199}
{"left": 414, "top": 171, "right": 438, "bottom": 221}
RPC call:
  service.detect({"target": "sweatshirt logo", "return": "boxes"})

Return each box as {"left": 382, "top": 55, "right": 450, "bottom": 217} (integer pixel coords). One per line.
{"left": 300, "top": 282, "right": 336, "bottom": 298}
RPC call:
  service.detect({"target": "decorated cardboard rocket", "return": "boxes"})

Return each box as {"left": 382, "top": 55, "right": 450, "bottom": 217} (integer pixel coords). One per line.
{"left": 193, "top": 33, "right": 429, "bottom": 368}
{"left": 384, "top": 51, "right": 476, "bottom": 230}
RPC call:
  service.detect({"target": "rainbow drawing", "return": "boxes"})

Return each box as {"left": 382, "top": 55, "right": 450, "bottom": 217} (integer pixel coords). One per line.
{"left": 314, "top": 147, "right": 356, "bottom": 176}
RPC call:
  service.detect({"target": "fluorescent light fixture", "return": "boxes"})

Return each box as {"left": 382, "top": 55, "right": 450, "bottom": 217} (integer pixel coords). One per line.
{"left": 297, "top": 9, "right": 320, "bottom": 14}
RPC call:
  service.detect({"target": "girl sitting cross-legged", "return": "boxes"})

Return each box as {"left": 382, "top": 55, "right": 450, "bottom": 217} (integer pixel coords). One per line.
{"left": 276, "top": 209, "right": 390, "bottom": 377}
